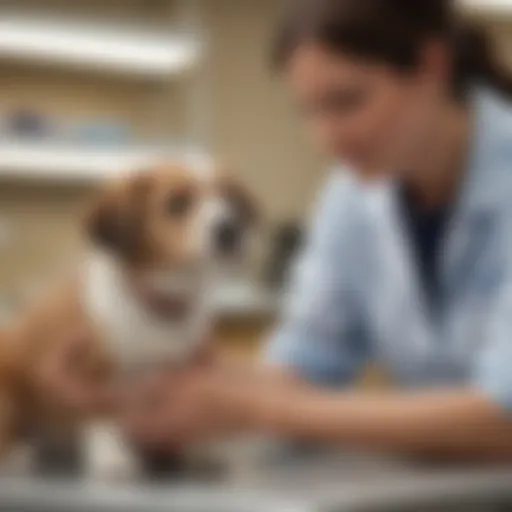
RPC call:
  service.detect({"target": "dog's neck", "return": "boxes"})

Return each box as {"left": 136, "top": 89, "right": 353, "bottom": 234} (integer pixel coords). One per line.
{"left": 81, "top": 251, "right": 212, "bottom": 368}
{"left": 123, "top": 270, "right": 196, "bottom": 322}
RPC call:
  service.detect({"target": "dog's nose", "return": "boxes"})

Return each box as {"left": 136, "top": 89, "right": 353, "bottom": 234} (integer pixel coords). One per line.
{"left": 214, "top": 221, "right": 240, "bottom": 254}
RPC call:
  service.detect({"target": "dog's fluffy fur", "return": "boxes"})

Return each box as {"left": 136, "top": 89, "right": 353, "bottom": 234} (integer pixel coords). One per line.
{"left": 0, "top": 163, "right": 256, "bottom": 478}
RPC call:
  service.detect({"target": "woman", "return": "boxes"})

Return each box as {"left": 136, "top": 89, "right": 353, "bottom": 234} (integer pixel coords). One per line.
{"left": 51, "top": 0, "right": 512, "bottom": 460}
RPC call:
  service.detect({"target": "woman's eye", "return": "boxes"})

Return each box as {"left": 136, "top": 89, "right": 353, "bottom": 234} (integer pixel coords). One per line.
{"left": 166, "top": 193, "right": 193, "bottom": 217}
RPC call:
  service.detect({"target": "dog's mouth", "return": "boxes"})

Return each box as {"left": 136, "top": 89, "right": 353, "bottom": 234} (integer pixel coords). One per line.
{"left": 139, "top": 287, "right": 192, "bottom": 320}
{"left": 129, "top": 274, "right": 195, "bottom": 321}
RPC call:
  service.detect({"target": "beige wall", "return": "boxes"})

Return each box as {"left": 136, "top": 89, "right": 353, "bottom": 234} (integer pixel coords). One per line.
{"left": 486, "top": 20, "right": 512, "bottom": 67}
{"left": 0, "top": 184, "right": 88, "bottom": 305}
{"left": 204, "top": 0, "right": 326, "bottom": 221}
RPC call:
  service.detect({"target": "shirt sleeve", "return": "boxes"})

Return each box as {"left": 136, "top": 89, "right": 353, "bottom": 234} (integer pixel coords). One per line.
{"left": 472, "top": 202, "right": 512, "bottom": 411}
{"left": 264, "top": 172, "right": 371, "bottom": 387}
{"left": 473, "top": 278, "right": 512, "bottom": 411}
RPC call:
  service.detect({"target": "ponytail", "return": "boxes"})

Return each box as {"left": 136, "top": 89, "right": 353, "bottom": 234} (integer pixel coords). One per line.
{"left": 453, "top": 21, "right": 512, "bottom": 97}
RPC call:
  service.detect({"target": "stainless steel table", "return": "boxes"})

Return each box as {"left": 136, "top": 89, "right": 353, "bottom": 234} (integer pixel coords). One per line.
{"left": 1, "top": 449, "right": 511, "bottom": 512}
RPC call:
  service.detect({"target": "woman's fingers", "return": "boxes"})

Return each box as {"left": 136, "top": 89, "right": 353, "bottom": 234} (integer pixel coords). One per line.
{"left": 119, "top": 367, "right": 232, "bottom": 449}
{"left": 119, "top": 370, "right": 189, "bottom": 446}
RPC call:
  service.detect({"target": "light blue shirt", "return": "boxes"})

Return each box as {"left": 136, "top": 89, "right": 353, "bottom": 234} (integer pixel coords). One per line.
{"left": 266, "top": 87, "right": 512, "bottom": 411}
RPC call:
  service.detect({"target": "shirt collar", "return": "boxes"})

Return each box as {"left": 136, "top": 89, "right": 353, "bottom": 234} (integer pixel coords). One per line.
{"left": 357, "top": 86, "right": 512, "bottom": 225}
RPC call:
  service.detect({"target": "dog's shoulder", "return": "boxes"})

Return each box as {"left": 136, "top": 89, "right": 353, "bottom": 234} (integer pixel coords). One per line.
{"left": 11, "top": 278, "right": 84, "bottom": 353}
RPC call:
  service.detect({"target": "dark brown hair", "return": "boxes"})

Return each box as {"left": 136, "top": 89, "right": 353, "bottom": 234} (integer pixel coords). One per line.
{"left": 272, "top": 0, "right": 512, "bottom": 99}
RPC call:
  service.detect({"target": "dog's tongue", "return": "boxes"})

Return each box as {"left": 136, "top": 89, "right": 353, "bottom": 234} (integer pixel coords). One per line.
{"left": 131, "top": 278, "right": 192, "bottom": 320}
{"left": 143, "top": 291, "right": 191, "bottom": 320}
{"left": 127, "top": 270, "right": 197, "bottom": 320}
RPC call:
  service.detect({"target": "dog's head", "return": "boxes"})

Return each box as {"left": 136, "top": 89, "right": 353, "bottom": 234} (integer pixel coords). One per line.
{"left": 85, "top": 163, "right": 258, "bottom": 272}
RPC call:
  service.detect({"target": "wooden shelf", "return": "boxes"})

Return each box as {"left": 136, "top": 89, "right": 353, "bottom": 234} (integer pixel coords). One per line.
{"left": 0, "top": 140, "right": 210, "bottom": 183}
{"left": 0, "top": 15, "right": 200, "bottom": 80}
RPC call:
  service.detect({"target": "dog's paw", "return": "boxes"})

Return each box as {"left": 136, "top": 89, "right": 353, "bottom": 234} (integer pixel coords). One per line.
{"left": 84, "top": 424, "right": 139, "bottom": 482}
{"left": 87, "top": 445, "right": 139, "bottom": 482}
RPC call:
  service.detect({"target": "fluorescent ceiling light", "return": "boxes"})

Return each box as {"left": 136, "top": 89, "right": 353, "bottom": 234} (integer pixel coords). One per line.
{"left": 0, "top": 16, "right": 199, "bottom": 77}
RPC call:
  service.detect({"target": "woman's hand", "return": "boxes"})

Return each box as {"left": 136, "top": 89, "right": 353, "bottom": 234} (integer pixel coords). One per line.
{"left": 119, "top": 363, "right": 263, "bottom": 450}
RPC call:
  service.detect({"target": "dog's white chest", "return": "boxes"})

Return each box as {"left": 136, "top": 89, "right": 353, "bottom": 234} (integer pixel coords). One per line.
{"left": 82, "top": 254, "right": 209, "bottom": 372}
{"left": 80, "top": 254, "right": 213, "bottom": 481}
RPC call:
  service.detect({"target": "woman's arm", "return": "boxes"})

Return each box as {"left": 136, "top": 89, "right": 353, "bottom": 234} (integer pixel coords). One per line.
{"left": 121, "top": 362, "right": 512, "bottom": 463}
{"left": 251, "top": 385, "right": 512, "bottom": 461}
{"left": 214, "top": 360, "right": 512, "bottom": 460}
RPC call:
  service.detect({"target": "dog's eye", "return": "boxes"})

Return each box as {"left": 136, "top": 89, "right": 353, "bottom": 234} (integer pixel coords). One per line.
{"left": 166, "top": 192, "right": 193, "bottom": 217}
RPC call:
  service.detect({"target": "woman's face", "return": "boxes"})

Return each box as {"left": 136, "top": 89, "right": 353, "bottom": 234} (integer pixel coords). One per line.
{"left": 285, "top": 42, "right": 446, "bottom": 180}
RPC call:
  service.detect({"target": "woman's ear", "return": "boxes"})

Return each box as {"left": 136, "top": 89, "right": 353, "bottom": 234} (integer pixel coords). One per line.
{"left": 84, "top": 174, "right": 152, "bottom": 257}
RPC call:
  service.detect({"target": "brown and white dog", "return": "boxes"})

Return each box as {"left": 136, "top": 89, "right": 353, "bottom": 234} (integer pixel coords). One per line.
{"left": 0, "top": 162, "right": 257, "bottom": 479}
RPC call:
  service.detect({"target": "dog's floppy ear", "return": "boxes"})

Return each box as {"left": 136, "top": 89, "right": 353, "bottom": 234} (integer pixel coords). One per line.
{"left": 85, "top": 173, "right": 152, "bottom": 258}
{"left": 217, "top": 174, "right": 259, "bottom": 226}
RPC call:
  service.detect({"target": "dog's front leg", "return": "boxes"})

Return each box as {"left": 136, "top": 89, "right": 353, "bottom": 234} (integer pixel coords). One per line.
{"left": 84, "top": 422, "right": 139, "bottom": 481}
